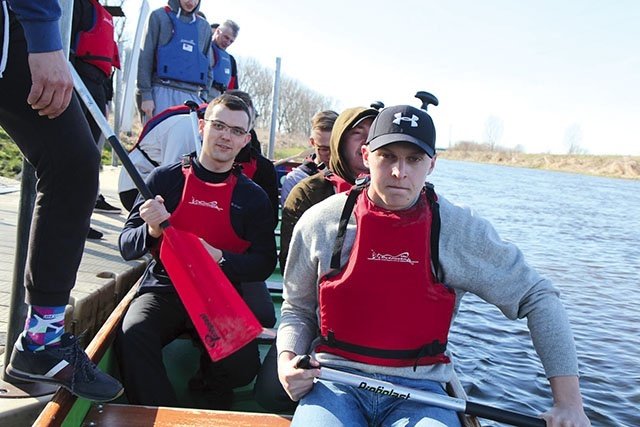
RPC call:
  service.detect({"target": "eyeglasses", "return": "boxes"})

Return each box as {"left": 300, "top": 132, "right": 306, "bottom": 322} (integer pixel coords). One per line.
{"left": 205, "top": 119, "right": 248, "bottom": 138}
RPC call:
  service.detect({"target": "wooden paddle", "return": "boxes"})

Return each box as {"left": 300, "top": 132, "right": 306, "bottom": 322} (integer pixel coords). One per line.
{"left": 297, "top": 356, "right": 545, "bottom": 427}
{"left": 71, "top": 65, "right": 262, "bottom": 362}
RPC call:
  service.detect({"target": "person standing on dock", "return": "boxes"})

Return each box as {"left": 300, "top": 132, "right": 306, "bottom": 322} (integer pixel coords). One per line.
{"left": 208, "top": 20, "right": 240, "bottom": 99}
{"left": 136, "top": 0, "right": 212, "bottom": 124}
{"left": 1, "top": 0, "right": 123, "bottom": 402}
{"left": 71, "top": 0, "right": 123, "bottom": 239}
{"left": 117, "top": 94, "right": 277, "bottom": 409}
{"left": 276, "top": 105, "right": 591, "bottom": 426}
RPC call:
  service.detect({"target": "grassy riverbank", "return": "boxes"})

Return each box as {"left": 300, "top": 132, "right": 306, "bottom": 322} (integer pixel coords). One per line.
{"left": 437, "top": 149, "right": 640, "bottom": 181}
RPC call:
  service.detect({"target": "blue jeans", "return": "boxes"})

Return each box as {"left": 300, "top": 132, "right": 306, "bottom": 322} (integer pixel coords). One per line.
{"left": 291, "top": 369, "right": 462, "bottom": 427}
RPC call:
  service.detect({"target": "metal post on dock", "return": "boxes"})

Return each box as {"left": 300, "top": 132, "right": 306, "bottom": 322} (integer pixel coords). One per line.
{"left": 267, "top": 57, "right": 281, "bottom": 160}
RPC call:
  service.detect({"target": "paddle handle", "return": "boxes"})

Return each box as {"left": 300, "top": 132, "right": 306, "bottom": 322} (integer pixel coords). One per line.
{"left": 466, "top": 401, "right": 545, "bottom": 427}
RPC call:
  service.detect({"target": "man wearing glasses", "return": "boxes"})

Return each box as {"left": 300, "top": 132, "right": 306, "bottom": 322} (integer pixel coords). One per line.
{"left": 117, "top": 94, "right": 277, "bottom": 409}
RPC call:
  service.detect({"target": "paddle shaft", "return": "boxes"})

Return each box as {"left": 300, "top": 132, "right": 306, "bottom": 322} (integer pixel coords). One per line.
{"left": 317, "top": 366, "right": 545, "bottom": 427}
{"left": 71, "top": 65, "right": 169, "bottom": 228}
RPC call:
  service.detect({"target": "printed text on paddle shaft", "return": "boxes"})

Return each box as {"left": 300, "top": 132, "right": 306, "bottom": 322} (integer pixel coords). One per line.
{"left": 358, "top": 381, "right": 410, "bottom": 399}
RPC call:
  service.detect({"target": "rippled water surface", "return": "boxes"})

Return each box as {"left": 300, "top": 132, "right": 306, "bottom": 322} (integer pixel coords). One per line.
{"left": 429, "top": 160, "right": 639, "bottom": 427}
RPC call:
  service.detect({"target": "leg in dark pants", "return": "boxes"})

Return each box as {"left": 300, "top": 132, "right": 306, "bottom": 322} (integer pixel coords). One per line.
{"left": 0, "top": 19, "right": 100, "bottom": 306}
{"left": 253, "top": 343, "right": 297, "bottom": 413}
{"left": 241, "top": 281, "right": 276, "bottom": 328}
{"left": 190, "top": 337, "right": 260, "bottom": 409}
{"left": 188, "top": 282, "right": 269, "bottom": 408}
{"left": 116, "top": 292, "right": 189, "bottom": 407}
{"left": 79, "top": 76, "right": 107, "bottom": 143}
{"left": 117, "top": 291, "right": 261, "bottom": 407}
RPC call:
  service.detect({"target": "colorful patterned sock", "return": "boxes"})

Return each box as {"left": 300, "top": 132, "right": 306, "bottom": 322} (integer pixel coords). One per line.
{"left": 21, "top": 305, "right": 65, "bottom": 351}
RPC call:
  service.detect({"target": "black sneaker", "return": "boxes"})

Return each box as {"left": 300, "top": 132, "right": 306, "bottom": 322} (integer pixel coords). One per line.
{"left": 87, "top": 227, "right": 103, "bottom": 240}
{"left": 5, "top": 333, "right": 124, "bottom": 402}
{"left": 94, "top": 194, "right": 122, "bottom": 214}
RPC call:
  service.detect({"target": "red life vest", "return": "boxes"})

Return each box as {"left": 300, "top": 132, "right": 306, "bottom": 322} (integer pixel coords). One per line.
{"left": 74, "top": 0, "right": 120, "bottom": 76}
{"left": 316, "top": 184, "right": 455, "bottom": 368}
{"left": 323, "top": 169, "right": 353, "bottom": 193}
{"left": 168, "top": 163, "right": 250, "bottom": 254}
{"left": 238, "top": 157, "right": 258, "bottom": 180}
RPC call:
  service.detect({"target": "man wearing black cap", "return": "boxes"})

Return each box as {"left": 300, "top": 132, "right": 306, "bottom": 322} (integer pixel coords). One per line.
{"left": 275, "top": 105, "right": 590, "bottom": 426}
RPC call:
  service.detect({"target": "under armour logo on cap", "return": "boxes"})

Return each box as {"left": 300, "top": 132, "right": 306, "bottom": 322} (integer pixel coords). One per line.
{"left": 393, "top": 113, "right": 419, "bottom": 127}
{"left": 366, "top": 105, "right": 437, "bottom": 158}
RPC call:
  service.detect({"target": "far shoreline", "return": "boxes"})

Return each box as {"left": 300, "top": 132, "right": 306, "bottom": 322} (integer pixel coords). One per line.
{"left": 436, "top": 150, "right": 640, "bottom": 181}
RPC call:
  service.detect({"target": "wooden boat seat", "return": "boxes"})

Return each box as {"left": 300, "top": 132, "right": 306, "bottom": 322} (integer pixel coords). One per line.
{"left": 83, "top": 403, "right": 292, "bottom": 427}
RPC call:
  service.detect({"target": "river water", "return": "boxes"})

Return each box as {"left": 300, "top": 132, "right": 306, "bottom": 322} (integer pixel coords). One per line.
{"left": 428, "top": 160, "right": 639, "bottom": 426}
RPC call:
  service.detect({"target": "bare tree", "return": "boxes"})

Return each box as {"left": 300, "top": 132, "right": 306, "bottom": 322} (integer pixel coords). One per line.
{"left": 483, "top": 115, "right": 504, "bottom": 151}
{"left": 237, "top": 57, "right": 334, "bottom": 135}
{"left": 564, "top": 123, "right": 587, "bottom": 154}
{"left": 237, "top": 57, "right": 275, "bottom": 129}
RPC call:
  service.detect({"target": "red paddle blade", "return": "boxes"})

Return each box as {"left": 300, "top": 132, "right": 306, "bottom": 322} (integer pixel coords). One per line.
{"left": 159, "top": 227, "right": 262, "bottom": 361}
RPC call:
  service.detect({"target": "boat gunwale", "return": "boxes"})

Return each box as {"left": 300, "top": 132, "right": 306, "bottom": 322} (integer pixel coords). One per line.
{"left": 32, "top": 279, "right": 482, "bottom": 427}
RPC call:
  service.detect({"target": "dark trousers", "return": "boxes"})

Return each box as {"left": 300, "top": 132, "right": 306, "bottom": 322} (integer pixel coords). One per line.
{"left": 116, "top": 291, "right": 260, "bottom": 407}
{"left": 253, "top": 343, "right": 297, "bottom": 413}
{"left": 78, "top": 76, "right": 107, "bottom": 144}
{"left": 0, "top": 13, "right": 100, "bottom": 306}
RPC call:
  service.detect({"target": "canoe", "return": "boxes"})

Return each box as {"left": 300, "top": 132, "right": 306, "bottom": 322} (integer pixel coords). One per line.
{"left": 31, "top": 279, "right": 482, "bottom": 427}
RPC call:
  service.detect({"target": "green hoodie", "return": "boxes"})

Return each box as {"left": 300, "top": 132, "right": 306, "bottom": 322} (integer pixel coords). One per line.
{"left": 279, "top": 107, "right": 378, "bottom": 273}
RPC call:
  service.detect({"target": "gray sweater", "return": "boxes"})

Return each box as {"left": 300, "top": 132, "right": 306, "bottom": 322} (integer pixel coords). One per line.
{"left": 277, "top": 190, "right": 579, "bottom": 383}
{"left": 136, "top": 0, "right": 213, "bottom": 102}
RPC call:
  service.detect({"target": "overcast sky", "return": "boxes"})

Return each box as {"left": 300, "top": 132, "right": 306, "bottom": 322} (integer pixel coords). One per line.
{"left": 129, "top": 0, "right": 640, "bottom": 155}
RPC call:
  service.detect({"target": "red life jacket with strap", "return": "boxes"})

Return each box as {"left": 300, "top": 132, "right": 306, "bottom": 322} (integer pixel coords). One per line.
{"left": 316, "top": 182, "right": 455, "bottom": 368}
{"left": 323, "top": 169, "right": 354, "bottom": 193}
{"left": 74, "top": 0, "right": 120, "bottom": 76}
{"left": 238, "top": 157, "right": 258, "bottom": 179}
{"left": 168, "top": 159, "right": 250, "bottom": 255}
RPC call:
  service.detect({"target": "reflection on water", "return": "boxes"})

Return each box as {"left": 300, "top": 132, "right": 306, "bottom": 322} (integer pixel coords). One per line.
{"left": 430, "top": 160, "right": 640, "bottom": 427}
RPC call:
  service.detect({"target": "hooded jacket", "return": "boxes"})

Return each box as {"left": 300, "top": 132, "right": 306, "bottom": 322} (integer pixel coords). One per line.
{"left": 136, "top": 0, "right": 212, "bottom": 101}
{"left": 279, "top": 107, "right": 378, "bottom": 273}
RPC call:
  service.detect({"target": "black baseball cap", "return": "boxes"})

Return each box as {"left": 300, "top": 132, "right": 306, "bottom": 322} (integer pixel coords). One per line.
{"left": 366, "top": 105, "right": 436, "bottom": 158}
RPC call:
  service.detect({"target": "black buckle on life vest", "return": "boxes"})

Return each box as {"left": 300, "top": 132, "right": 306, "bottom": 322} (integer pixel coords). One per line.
{"left": 413, "top": 340, "right": 447, "bottom": 371}
{"left": 181, "top": 153, "right": 194, "bottom": 168}
{"left": 354, "top": 175, "right": 370, "bottom": 187}
{"left": 325, "top": 330, "right": 337, "bottom": 346}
